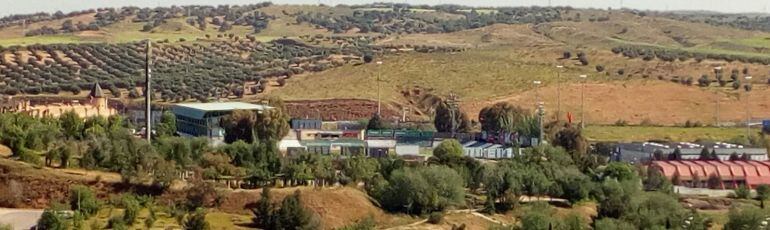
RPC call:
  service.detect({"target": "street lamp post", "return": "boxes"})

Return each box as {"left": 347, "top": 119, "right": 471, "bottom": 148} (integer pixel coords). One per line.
{"left": 556, "top": 65, "right": 564, "bottom": 121}
{"left": 534, "top": 80, "right": 543, "bottom": 145}
{"left": 376, "top": 61, "right": 383, "bottom": 115}
{"left": 714, "top": 66, "right": 722, "bottom": 127}
{"left": 745, "top": 75, "right": 753, "bottom": 138}
{"left": 579, "top": 75, "right": 587, "bottom": 129}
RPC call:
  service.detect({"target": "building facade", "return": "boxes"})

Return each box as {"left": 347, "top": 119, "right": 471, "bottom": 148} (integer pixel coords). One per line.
{"left": 650, "top": 160, "right": 770, "bottom": 189}
{"left": 0, "top": 83, "right": 118, "bottom": 118}
{"left": 172, "top": 102, "right": 271, "bottom": 143}
{"left": 614, "top": 142, "right": 768, "bottom": 164}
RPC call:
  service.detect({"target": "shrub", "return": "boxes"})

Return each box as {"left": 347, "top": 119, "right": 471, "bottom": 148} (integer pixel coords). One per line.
{"left": 38, "top": 204, "right": 68, "bottom": 230}
{"left": 122, "top": 195, "right": 140, "bottom": 224}
{"left": 595, "top": 65, "right": 605, "bottom": 72}
{"left": 725, "top": 206, "right": 766, "bottom": 230}
{"left": 732, "top": 185, "right": 751, "bottom": 199}
{"left": 428, "top": 212, "right": 444, "bottom": 224}
{"left": 69, "top": 185, "right": 100, "bottom": 217}
{"left": 184, "top": 208, "right": 210, "bottom": 230}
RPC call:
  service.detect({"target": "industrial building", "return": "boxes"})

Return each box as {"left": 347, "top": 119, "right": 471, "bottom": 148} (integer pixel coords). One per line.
{"left": 649, "top": 160, "right": 770, "bottom": 189}
{"left": 462, "top": 141, "right": 515, "bottom": 159}
{"left": 172, "top": 102, "right": 271, "bottom": 143}
{"left": 613, "top": 141, "right": 768, "bottom": 163}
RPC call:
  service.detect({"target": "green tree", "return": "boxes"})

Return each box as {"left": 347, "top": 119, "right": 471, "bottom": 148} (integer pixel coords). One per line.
{"left": 220, "top": 110, "right": 257, "bottom": 143}
{"left": 699, "top": 147, "right": 711, "bottom": 160}
{"left": 432, "top": 139, "right": 464, "bottom": 163}
{"left": 725, "top": 205, "right": 767, "bottom": 230}
{"left": 253, "top": 187, "right": 275, "bottom": 229}
{"left": 602, "top": 162, "right": 637, "bottom": 182}
{"left": 644, "top": 168, "right": 672, "bottom": 193}
{"left": 156, "top": 111, "right": 177, "bottom": 138}
{"left": 379, "top": 166, "right": 465, "bottom": 214}
{"left": 520, "top": 203, "right": 563, "bottom": 230}
{"left": 734, "top": 185, "right": 751, "bottom": 199}
{"left": 59, "top": 110, "right": 83, "bottom": 140}
{"left": 69, "top": 185, "right": 100, "bottom": 217}
{"left": 184, "top": 208, "right": 210, "bottom": 230}
{"left": 434, "top": 100, "right": 471, "bottom": 133}
{"left": 342, "top": 156, "right": 380, "bottom": 183}
{"left": 366, "top": 113, "right": 386, "bottom": 130}
{"left": 756, "top": 184, "right": 770, "bottom": 208}
{"left": 122, "top": 195, "right": 141, "bottom": 224}
{"left": 478, "top": 102, "right": 528, "bottom": 132}
{"left": 254, "top": 99, "right": 290, "bottom": 142}
{"left": 593, "top": 218, "right": 635, "bottom": 230}
{"left": 38, "top": 203, "right": 69, "bottom": 230}
{"left": 276, "top": 191, "right": 319, "bottom": 230}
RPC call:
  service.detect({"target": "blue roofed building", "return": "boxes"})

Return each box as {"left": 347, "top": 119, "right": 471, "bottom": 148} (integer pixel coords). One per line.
{"left": 171, "top": 102, "right": 271, "bottom": 143}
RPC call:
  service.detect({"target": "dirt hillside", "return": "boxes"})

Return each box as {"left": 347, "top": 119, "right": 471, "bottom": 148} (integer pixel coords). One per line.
{"left": 220, "top": 186, "right": 408, "bottom": 229}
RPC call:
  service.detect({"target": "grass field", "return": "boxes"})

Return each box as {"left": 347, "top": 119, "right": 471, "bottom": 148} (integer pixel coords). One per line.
{"left": 269, "top": 46, "right": 600, "bottom": 103}
{"left": 583, "top": 125, "right": 746, "bottom": 142}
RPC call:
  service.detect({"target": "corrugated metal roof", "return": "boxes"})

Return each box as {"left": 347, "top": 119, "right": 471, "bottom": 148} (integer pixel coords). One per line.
{"left": 366, "top": 139, "right": 397, "bottom": 148}
{"left": 172, "top": 102, "right": 272, "bottom": 119}
{"left": 300, "top": 139, "right": 366, "bottom": 147}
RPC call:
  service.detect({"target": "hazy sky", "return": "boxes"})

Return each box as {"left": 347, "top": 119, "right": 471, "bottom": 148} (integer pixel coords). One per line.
{"left": 2, "top": 0, "right": 770, "bottom": 16}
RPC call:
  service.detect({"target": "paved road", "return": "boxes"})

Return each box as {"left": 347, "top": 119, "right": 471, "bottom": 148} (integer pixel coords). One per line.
{"left": 0, "top": 208, "right": 44, "bottom": 230}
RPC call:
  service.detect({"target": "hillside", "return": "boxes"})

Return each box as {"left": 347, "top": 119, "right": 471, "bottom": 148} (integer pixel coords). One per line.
{"left": 3, "top": 4, "right": 770, "bottom": 125}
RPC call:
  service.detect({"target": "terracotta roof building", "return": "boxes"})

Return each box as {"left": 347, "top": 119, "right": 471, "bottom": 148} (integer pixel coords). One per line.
{"left": 649, "top": 160, "right": 770, "bottom": 189}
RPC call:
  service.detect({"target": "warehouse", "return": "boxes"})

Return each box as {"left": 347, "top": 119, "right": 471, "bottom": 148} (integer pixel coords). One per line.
{"left": 649, "top": 160, "right": 770, "bottom": 189}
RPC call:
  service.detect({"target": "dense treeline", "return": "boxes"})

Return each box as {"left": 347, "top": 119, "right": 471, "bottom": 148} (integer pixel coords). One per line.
{"left": 296, "top": 5, "right": 566, "bottom": 34}
{"left": 662, "top": 12, "right": 770, "bottom": 33}
{"left": 612, "top": 45, "right": 770, "bottom": 64}
{"left": 3, "top": 2, "right": 275, "bottom": 36}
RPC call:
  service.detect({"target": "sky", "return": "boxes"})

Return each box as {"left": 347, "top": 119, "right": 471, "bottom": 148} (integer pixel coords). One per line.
{"left": 1, "top": 0, "right": 770, "bottom": 17}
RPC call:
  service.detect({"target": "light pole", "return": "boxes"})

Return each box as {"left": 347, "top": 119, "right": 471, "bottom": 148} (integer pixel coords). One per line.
{"left": 579, "top": 74, "right": 587, "bottom": 129}
{"left": 534, "top": 80, "right": 543, "bottom": 145}
{"left": 376, "top": 61, "right": 383, "bottom": 115}
{"left": 745, "top": 75, "right": 753, "bottom": 139}
{"left": 533, "top": 80, "right": 542, "bottom": 108}
{"left": 556, "top": 65, "right": 564, "bottom": 121}
{"left": 714, "top": 66, "right": 722, "bottom": 127}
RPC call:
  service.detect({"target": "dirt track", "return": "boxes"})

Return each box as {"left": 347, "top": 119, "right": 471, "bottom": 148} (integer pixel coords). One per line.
{"left": 0, "top": 208, "right": 44, "bottom": 230}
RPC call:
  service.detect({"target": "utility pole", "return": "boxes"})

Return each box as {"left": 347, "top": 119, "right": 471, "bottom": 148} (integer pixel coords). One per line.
{"left": 145, "top": 40, "right": 152, "bottom": 143}
{"left": 376, "top": 61, "right": 383, "bottom": 115}
{"left": 556, "top": 65, "right": 564, "bottom": 121}
{"left": 533, "top": 80, "right": 543, "bottom": 145}
{"left": 714, "top": 66, "right": 722, "bottom": 127}
{"left": 538, "top": 102, "right": 545, "bottom": 146}
{"left": 745, "top": 75, "right": 753, "bottom": 139}
{"left": 579, "top": 75, "right": 587, "bottom": 129}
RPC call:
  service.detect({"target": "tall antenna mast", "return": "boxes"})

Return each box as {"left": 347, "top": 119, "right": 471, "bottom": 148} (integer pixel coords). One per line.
{"left": 145, "top": 40, "right": 152, "bottom": 143}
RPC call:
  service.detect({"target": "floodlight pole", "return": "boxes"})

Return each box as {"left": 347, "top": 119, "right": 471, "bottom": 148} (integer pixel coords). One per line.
{"left": 746, "top": 75, "right": 753, "bottom": 139}
{"left": 145, "top": 40, "right": 152, "bottom": 143}
{"left": 556, "top": 65, "right": 564, "bottom": 121}
{"left": 376, "top": 61, "right": 383, "bottom": 115}
{"left": 580, "top": 75, "right": 587, "bottom": 129}
{"left": 714, "top": 66, "right": 722, "bottom": 127}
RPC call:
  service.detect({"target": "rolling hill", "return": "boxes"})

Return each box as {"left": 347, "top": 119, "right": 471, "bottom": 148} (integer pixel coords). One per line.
{"left": 3, "top": 3, "right": 770, "bottom": 126}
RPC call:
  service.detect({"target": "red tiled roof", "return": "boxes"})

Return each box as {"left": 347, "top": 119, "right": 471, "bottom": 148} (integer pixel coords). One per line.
{"left": 682, "top": 161, "right": 707, "bottom": 178}
{"left": 651, "top": 160, "right": 770, "bottom": 188}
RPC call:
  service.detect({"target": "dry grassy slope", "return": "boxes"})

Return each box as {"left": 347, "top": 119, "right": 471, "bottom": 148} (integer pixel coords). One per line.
{"left": 268, "top": 17, "right": 770, "bottom": 125}
{"left": 220, "top": 187, "right": 413, "bottom": 229}
{"left": 463, "top": 79, "right": 770, "bottom": 125}
{"left": 535, "top": 12, "right": 767, "bottom": 49}
{"left": 378, "top": 24, "right": 561, "bottom": 48}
